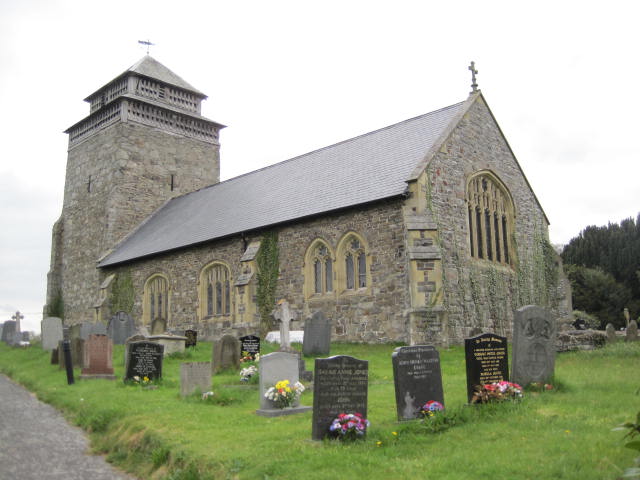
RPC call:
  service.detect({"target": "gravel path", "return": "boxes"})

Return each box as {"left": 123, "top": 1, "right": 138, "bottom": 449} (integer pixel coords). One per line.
{"left": 0, "top": 374, "right": 137, "bottom": 480}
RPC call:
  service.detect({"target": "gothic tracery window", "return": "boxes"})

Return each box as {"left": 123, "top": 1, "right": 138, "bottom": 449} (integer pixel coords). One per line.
{"left": 466, "top": 172, "right": 514, "bottom": 265}
{"left": 201, "top": 263, "right": 232, "bottom": 318}
{"left": 337, "top": 233, "right": 370, "bottom": 293}
{"left": 143, "top": 274, "right": 170, "bottom": 325}
{"left": 306, "top": 241, "right": 333, "bottom": 296}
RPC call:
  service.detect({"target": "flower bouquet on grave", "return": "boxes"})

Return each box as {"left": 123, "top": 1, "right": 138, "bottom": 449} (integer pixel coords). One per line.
{"left": 264, "top": 379, "right": 305, "bottom": 408}
{"left": 240, "top": 365, "right": 258, "bottom": 382}
{"left": 419, "top": 400, "right": 444, "bottom": 419}
{"left": 328, "top": 413, "right": 370, "bottom": 441}
{"left": 471, "top": 381, "right": 523, "bottom": 404}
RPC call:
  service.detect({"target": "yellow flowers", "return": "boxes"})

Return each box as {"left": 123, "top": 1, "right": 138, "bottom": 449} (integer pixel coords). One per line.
{"left": 275, "top": 380, "right": 292, "bottom": 393}
{"left": 392, "top": 431, "right": 398, "bottom": 436}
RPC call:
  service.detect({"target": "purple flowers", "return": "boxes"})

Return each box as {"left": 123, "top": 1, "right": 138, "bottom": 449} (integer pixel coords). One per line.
{"left": 419, "top": 400, "right": 444, "bottom": 418}
{"left": 329, "top": 413, "right": 370, "bottom": 439}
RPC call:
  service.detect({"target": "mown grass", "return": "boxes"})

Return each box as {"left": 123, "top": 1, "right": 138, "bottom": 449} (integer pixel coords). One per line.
{"left": 1, "top": 340, "right": 639, "bottom": 479}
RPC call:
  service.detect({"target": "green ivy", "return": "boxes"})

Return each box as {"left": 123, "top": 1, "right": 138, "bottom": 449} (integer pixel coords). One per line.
{"left": 256, "top": 231, "right": 279, "bottom": 335}
{"left": 46, "top": 290, "right": 64, "bottom": 319}
{"left": 110, "top": 271, "right": 135, "bottom": 314}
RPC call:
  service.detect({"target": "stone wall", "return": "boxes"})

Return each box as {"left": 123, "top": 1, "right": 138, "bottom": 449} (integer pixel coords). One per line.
{"left": 103, "top": 198, "right": 410, "bottom": 342}
{"left": 47, "top": 120, "right": 220, "bottom": 324}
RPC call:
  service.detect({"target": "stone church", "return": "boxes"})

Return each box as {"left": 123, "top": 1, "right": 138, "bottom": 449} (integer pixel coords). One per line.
{"left": 46, "top": 56, "right": 570, "bottom": 344}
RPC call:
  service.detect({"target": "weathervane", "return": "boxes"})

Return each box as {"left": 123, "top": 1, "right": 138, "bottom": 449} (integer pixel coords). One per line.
{"left": 138, "top": 39, "right": 155, "bottom": 55}
{"left": 468, "top": 61, "right": 479, "bottom": 93}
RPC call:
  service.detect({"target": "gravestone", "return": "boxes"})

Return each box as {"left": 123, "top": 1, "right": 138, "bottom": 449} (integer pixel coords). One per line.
{"left": 302, "top": 311, "right": 332, "bottom": 356}
{"left": 80, "top": 322, "right": 107, "bottom": 340}
{"left": 149, "top": 334, "right": 187, "bottom": 356}
{"left": 626, "top": 320, "right": 638, "bottom": 342}
{"left": 125, "top": 341, "right": 164, "bottom": 381}
{"left": 58, "top": 338, "right": 84, "bottom": 370}
{"left": 465, "top": 333, "right": 508, "bottom": 403}
{"left": 150, "top": 317, "right": 167, "bottom": 335}
{"left": 41, "top": 317, "right": 64, "bottom": 351}
{"left": 240, "top": 335, "right": 260, "bottom": 359}
{"left": 0, "top": 323, "right": 3, "bottom": 342}
{"left": 606, "top": 323, "right": 617, "bottom": 344}
{"left": 180, "top": 362, "right": 212, "bottom": 397}
{"left": 80, "top": 334, "right": 115, "bottom": 379}
{"left": 272, "top": 299, "right": 294, "bottom": 351}
{"left": 392, "top": 345, "right": 444, "bottom": 421}
{"left": 50, "top": 347, "right": 59, "bottom": 365}
{"left": 124, "top": 334, "right": 148, "bottom": 372}
{"left": 21, "top": 332, "right": 30, "bottom": 342}
{"left": 107, "top": 311, "right": 136, "bottom": 345}
{"left": 1, "top": 321, "right": 16, "bottom": 344}
{"left": 312, "top": 355, "right": 368, "bottom": 441}
{"left": 256, "top": 351, "right": 311, "bottom": 417}
{"left": 69, "top": 324, "right": 82, "bottom": 342}
{"left": 511, "top": 305, "right": 556, "bottom": 386}
{"left": 212, "top": 335, "right": 241, "bottom": 373}
{"left": 185, "top": 329, "right": 198, "bottom": 348}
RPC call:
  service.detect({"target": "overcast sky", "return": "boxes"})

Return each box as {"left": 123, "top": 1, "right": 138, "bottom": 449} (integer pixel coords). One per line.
{"left": 2, "top": 0, "right": 639, "bottom": 333}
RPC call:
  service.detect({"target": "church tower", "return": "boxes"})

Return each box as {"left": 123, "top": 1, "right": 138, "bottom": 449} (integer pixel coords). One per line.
{"left": 46, "top": 56, "right": 224, "bottom": 324}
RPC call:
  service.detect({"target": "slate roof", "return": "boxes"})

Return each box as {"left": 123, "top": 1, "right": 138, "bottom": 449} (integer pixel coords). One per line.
{"left": 98, "top": 99, "right": 468, "bottom": 267}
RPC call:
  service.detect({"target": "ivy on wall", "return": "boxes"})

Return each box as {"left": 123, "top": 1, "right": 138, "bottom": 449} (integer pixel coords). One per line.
{"left": 46, "top": 290, "right": 64, "bottom": 320}
{"left": 256, "top": 231, "right": 279, "bottom": 335}
{"left": 110, "top": 271, "right": 135, "bottom": 314}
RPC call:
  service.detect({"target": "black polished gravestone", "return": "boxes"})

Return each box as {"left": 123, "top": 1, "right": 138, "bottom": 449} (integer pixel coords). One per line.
{"left": 185, "top": 330, "right": 198, "bottom": 348}
{"left": 125, "top": 341, "right": 164, "bottom": 381}
{"left": 392, "top": 345, "right": 444, "bottom": 421}
{"left": 312, "top": 355, "right": 368, "bottom": 441}
{"left": 239, "top": 335, "right": 260, "bottom": 359}
{"left": 465, "top": 333, "right": 509, "bottom": 403}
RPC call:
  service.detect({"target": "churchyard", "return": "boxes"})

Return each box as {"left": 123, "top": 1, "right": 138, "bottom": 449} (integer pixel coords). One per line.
{"left": 0, "top": 334, "right": 638, "bottom": 479}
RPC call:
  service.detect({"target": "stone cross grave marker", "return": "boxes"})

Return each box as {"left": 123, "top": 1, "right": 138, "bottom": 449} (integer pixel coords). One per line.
{"left": 303, "top": 310, "right": 331, "bottom": 356}
{"left": 272, "top": 299, "right": 294, "bottom": 351}
{"left": 626, "top": 320, "right": 638, "bottom": 342}
{"left": 465, "top": 333, "right": 508, "bottom": 403}
{"left": 511, "top": 305, "right": 556, "bottom": 386}
{"left": 41, "top": 317, "right": 64, "bottom": 351}
{"left": 392, "top": 345, "right": 444, "bottom": 421}
{"left": 125, "top": 341, "right": 164, "bottom": 381}
{"left": 312, "top": 355, "right": 368, "bottom": 440}
{"left": 256, "top": 351, "right": 311, "bottom": 417}
{"left": 107, "top": 311, "right": 136, "bottom": 345}
{"left": 11, "top": 311, "right": 23, "bottom": 333}
{"left": 240, "top": 335, "right": 260, "bottom": 359}
{"left": 606, "top": 323, "right": 617, "bottom": 343}
{"left": 1, "top": 321, "right": 16, "bottom": 344}
{"left": 185, "top": 329, "right": 197, "bottom": 348}
{"left": 212, "top": 335, "right": 241, "bottom": 373}
{"left": 80, "top": 334, "right": 115, "bottom": 379}
{"left": 180, "top": 362, "right": 212, "bottom": 397}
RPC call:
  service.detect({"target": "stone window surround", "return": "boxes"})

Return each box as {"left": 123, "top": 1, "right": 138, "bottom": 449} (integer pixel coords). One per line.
{"left": 198, "top": 260, "right": 233, "bottom": 322}
{"left": 466, "top": 170, "right": 515, "bottom": 267}
{"left": 142, "top": 273, "right": 171, "bottom": 326}
{"left": 303, "top": 239, "right": 335, "bottom": 299}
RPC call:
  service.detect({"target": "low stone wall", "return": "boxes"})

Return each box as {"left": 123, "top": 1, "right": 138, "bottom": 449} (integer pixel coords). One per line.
{"left": 555, "top": 329, "right": 607, "bottom": 352}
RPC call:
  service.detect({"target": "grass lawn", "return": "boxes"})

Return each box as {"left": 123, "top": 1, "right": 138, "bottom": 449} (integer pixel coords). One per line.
{"left": 0, "top": 340, "right": 639, "bottom": 480}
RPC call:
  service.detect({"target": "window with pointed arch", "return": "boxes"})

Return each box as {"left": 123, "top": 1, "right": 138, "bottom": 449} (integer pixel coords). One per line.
{"left": 466, "top": 172, "right": 515, "bottom": 266}
{"left": 143, "top": 274, "right": 170, "bottom": 325}
{"left": 336, "top": 233, "right": 371, "bottom": 294}
{"left": 304, "top": 240, "right": 334, "bottom": 298}
{"left": 199, "top": 262, "right": 232, "bottom": 320}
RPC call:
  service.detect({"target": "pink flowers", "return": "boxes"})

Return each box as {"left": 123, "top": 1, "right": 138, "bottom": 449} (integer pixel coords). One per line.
{"left": 471, "top": 381, "right": 523, "bottom": 404}
{"left": 419, "top": 400, "right": 444, "bottom": 418}
{"left": 329, "top": 413, "right": 370, "bottom": 439}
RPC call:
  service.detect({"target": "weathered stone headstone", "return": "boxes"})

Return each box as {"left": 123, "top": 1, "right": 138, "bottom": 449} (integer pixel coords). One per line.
{"left": 465, "top": 333, "right": 508, "bottom": 403}
{"left": 21, "top": 332, "right": 30, "bottom": 342}
{"left": 392, "top": 345, "right": 444, "bottom": 421}
{"left": 256, "top": 351, "right": 311, "bottom": 417}
{"left": 512, "top": 305, "right": 556, "bottom": 386}
{"left": 312, "top": 355, "right": 368, "bottom": 440}
{"left": 149, "top": 334, "right": 187, "bottom": 357}
{"left": 606, "top": 323, "right": 617, "bottom": 344}
{"left": 107, "top": 311, "right": 136, "bottom": 345}
{"left": 180, "top": 362, "right": 212, "bottom": 397}
{"left": 626, "top": 320, "right": 638, "bottom": 342}
{"left": 303, "top": 311, "right": 332, "bottom": 356}
{"left": 80, "top": 322, "right": 107, "bottom": 340}
{"left": 1, "top": 321, "right": 16, "bottom": 344}
{"left": 212, "top": 335, "right": 241, "bottom": 373}
{"left": 125, "top": 341, "right": 164, "bottom": 381}
{"left": 185, "top": 329, "right": 197, "bottom": 348}
{"left": 150, "top": 317, "right": 167, "bottom": 335}
{"left": 272, "top": 299, "right": 294, "bottom": 351}
{"left": 80, "top": 334, "right": 115, "bottom": 379}
{"left": 240, "top": 335, "right": 260, "bottom": 358}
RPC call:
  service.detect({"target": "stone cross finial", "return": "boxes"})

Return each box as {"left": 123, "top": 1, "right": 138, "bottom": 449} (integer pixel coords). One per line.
{"left": 138, "top": 39, "right": 155, "bottom": 55}
{"left": 12, "top": 311, "right": 23, "bottom": 332}
{"left": 469, "top": 61, "right": 479, "bottom": 93}
{"left": 272, "top": 299, "right": 294, "bottom": 350}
